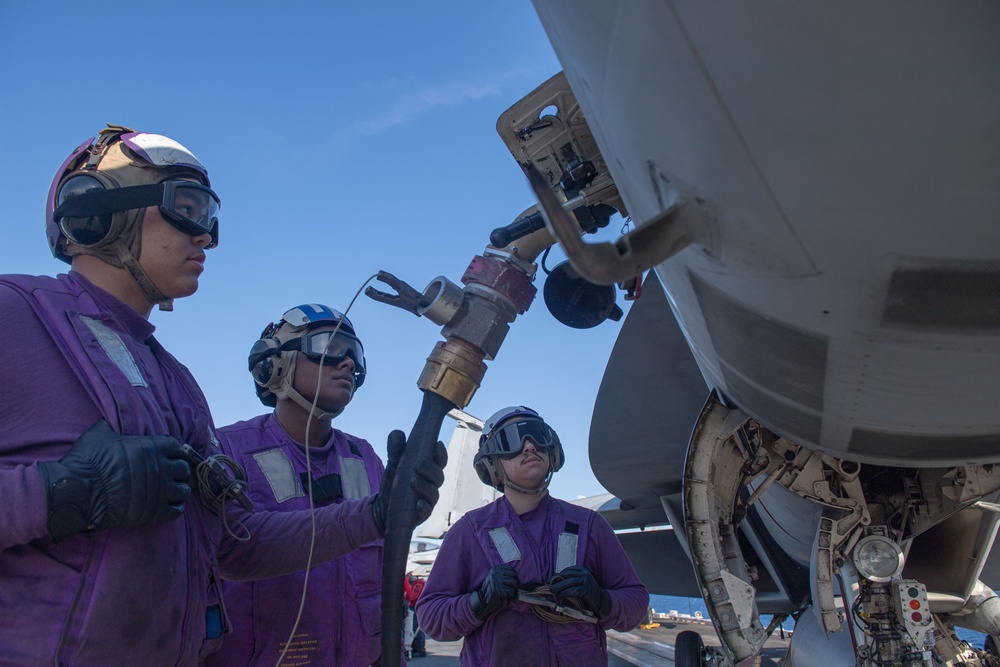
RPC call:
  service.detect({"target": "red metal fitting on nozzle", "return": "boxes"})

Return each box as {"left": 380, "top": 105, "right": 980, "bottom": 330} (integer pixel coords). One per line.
{"left": 461, "top": 255, "right": 537, "bottom": 314}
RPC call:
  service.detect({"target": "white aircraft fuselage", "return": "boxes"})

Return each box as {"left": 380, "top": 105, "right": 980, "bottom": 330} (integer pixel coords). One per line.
{"left": 508, "top": 2, "right": 1000, "bottom": 666}
{"left": 531, "top": 0, "right": 1000, "bottom": 468}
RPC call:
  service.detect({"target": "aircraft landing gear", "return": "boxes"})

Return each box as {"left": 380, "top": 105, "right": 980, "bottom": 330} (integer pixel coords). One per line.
{"left": 675, "top": 630, "right": 707, "bottom": 667}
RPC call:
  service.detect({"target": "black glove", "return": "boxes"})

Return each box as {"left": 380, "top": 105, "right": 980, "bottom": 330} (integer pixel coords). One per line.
{"left": 550, "top": 565, "right": 612, "bottom": 619}
{"left": 470, "top": 564, "right": 520, "bottom": 620}
{"left": 37, "top": 419, "right": 192, "bottom": 541}
{"left": 372, "top": 430, "right": 448, "bottom": 536}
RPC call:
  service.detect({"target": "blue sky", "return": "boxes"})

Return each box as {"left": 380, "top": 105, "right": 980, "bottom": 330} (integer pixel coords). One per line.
{"left": 0, "top": 1, "right": 634, "bottom": 500}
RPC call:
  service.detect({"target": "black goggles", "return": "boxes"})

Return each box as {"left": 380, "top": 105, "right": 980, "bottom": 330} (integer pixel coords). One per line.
{"left": 280, "top": 330, "right": 367, "bottom": 375}
{"left": 53, "top": 181, "right": 221, "bottom": 248}
{"left": 484, "top": 419, "right": 560, "bottom": 460}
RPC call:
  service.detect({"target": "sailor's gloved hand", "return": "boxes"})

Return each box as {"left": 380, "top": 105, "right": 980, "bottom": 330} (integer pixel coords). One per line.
{"left": 37, "top": 419, "right": 192, "bottom": 541}
{"left": 470, "top": 564, "right": 520, "bottom": 620}
{"left": 372, "top": 430, "right": 448, "bottom": 536}
{"left": 550, "top": 565, "right": 612, "bottom": 619}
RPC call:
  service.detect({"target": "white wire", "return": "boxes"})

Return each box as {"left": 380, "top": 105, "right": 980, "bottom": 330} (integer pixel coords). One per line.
{"left": 274, "top": 273, "right": 379, "bottom": 667}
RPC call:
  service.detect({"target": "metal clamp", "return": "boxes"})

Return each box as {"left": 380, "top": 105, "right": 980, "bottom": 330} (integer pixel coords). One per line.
{"left": 364, "top": 271, "right": 430, "bottom": 316}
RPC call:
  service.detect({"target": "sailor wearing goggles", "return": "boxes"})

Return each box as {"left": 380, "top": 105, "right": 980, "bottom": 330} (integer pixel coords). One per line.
{"left": 416, "top": 406, "right": 649, "bottom": 666}
{"left": 206, "top": 304, "right": 446, "bottom": 667}
{"left": 0, "top": 125, "right": 440, "bottom": 666}
{"left": 46, "top": 123, "right": 221, "bottom": 312}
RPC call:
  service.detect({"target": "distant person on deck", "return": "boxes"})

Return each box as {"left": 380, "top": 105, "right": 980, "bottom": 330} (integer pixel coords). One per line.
{"left": 416, "top": 406, "right": 649, "bottom": 666}
{"left": 405, "top": 572, "right": 428, "bottom": 658}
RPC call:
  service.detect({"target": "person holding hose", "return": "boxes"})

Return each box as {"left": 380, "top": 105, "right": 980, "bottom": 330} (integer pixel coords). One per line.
{"left": 206, "top": 304, "right": 446, "bottom": 666}
{"left": 0, "top": 124, "right": 444, "bottom": 666}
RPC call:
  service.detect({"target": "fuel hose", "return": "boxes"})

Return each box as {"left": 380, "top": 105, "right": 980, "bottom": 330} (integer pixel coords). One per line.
{"left": 380, "top": 390, "right": 456, "bottom": 666}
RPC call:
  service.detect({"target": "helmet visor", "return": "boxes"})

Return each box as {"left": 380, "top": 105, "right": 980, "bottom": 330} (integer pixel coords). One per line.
{"left": 285, "top": 330, "right": 367, "bottom": 375}
{"left": 485, "top": 419, "right": 559, "bottom": 460}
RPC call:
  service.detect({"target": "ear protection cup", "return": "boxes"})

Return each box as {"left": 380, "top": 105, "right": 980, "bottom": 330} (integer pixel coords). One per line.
{"left": 249, "top": 338, "right": 283, "bottom": 406}
{"left": 550, "top": 442, "right": 565, "bottom": 473}
{"left": 249, "top": 338, "right": 281, "bottom": 383}
{"left": 55, "top": 173, "right": 117, "bottom": 248}
{"left": 474, "top": 455, "right": 504, "bottom": 491}
{"left": 252, "top": 357, "right": 274, "bottom": 386}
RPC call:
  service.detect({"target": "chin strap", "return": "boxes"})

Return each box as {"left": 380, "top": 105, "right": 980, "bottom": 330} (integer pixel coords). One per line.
{"left": 272, "top": 353, "right": 346, "bottom": 421}
{"left": 112, "top": 240, "right": 174, "bottom": 312}
{"left": 500, "top": 466, "right": 553, "bottom": 496}
{"left": 285, "top": 386, "right": 341, "bottom": 421}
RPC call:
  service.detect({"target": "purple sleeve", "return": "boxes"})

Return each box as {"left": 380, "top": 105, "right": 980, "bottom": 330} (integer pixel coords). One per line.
{"left": 414, "top": 518, "right": 484, "bottom": 641}
{"left": 0, "top": 285, "right": 94, "bottom": 549}
{"left": 216, "top": 496, "right": 383, "bottom": 580}
{"left": 585, "top": 512, "right": 650, "bottom": 631}
{"left": 0, "top": 464, "right": 49, "bottom": 549}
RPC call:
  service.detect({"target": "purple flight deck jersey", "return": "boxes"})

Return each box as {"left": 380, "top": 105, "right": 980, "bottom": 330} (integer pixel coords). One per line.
{"left": 205, "top": 413, "right": 385, "bottom": 667}
{"left": 416, "top": 494, "right": 649, "bottom": 666}
{"left": 0, "top": 272, "right": 382, "bottom": 666}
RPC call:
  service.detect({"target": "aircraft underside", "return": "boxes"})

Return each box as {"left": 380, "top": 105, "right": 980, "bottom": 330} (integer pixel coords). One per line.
{"left": 491, "top": 2, "right": 1000, "bottom": 665}
{"left": 681, "top": 393, "right": 1000, "bottom": 667}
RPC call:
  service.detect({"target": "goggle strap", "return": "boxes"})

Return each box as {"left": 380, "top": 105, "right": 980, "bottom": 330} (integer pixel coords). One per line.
{"left": 278, "top": 337, "right": 305, "bottom": 353}
{"left": 53, "top": 183, "right": 164, "bottom": 219}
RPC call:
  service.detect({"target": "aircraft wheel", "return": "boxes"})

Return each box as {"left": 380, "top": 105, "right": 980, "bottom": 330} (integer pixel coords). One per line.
{"left": 986, "top": 634, "right": 999, "bottom": 655}
{"left": 675, "top": 630, "right": 706, "bottom": 667}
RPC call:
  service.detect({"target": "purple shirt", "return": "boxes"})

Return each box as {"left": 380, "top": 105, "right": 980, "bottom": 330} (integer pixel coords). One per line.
{"left": 205, "top": 414, "right": 385, "bottom": 667}
{"left": 0, "top": 273, "right": 382, "bottom": 666}
{"left": 416, "top": 494, "right": 649, "bottom": 666}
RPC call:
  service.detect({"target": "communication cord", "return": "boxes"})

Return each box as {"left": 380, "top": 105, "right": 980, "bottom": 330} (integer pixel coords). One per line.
{"left": 273, "top": 274, "right": 378, "bottom": 667}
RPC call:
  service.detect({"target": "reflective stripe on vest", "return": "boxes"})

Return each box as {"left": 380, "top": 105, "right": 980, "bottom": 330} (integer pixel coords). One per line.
{"left": 338, "top": 456, "right": 371, "bottom": 499}
{"left": 555, "top": 531, "right": 579, "bottom": 573}
{"left": 80, "top": 316, "right": 147, "bottom": 387}
{"left": 488, "top": 527, "right": 522, "bottom": 563}
{"left": 252, "top": 448, "right": 304, "bottom": 503}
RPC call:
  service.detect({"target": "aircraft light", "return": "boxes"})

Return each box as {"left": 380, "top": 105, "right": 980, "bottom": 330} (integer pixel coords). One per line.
{"left": 852, "top": 535, "right": 904, "bottom": 583}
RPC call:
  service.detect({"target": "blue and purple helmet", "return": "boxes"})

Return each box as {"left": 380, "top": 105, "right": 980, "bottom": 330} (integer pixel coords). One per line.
{"left": 248, "top": 304, "right": 367, "bottom": 410}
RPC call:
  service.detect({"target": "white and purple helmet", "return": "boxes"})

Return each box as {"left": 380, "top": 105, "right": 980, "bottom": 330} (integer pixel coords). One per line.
{"left": 46, "top": 124, "right": 217, "bottom": 264}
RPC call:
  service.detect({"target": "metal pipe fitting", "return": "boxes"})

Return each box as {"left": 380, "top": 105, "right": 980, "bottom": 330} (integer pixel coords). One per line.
{"left": 417, "top": 338, "right": 488, "bottom": 408}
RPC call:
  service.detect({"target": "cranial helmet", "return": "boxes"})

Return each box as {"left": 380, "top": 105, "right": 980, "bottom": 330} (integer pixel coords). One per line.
{"left": 248, "top": 304, "right": 366, "bottom": 420}
{"left": 474, "top": 405, "right": 565, "bottom": 494}
{"left": 46, "top": 124, "right": 219, "bottom": 311}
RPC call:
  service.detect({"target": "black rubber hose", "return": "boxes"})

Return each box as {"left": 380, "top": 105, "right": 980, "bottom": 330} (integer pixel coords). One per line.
{"left": 380, "top": 389, "right": 456, "bottom": 666}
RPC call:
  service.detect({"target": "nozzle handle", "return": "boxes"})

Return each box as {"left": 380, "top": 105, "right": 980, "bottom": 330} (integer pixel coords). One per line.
{"left": 490, "top": 210, "right": 546, "bottom": 248}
